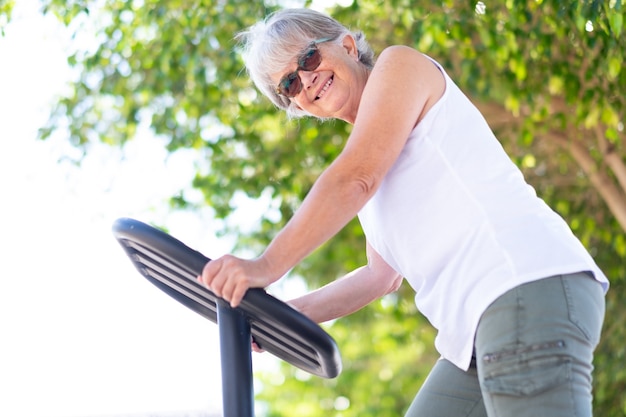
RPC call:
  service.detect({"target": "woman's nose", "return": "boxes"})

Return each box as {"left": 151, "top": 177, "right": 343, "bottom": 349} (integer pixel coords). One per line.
{"left": 299, "top": 71, "right": 319, "bottom": 90}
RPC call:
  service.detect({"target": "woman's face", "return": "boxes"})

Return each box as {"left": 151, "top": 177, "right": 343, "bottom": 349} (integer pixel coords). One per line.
{"left": 273, "top": 35, "right": 368, "bottom": 123}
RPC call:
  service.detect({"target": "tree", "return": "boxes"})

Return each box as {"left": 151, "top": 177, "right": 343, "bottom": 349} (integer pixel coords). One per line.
{"left": 40, "top": 0, "right": 625, "bottom": 415}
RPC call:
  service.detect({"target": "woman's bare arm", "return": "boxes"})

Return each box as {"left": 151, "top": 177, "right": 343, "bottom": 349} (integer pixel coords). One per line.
{"left": 288, "top": 242, "right": 402, "bottom": 323}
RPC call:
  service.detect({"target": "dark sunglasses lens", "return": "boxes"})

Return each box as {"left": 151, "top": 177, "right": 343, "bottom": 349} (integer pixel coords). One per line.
{"left": 277, "top": 47, "right": 322, "bottom": 97}
{"left": 300, "top": 48, "right": 322, "bottom": 71}
{"left": 280, "top": 72, "right": 301, "bottom": 97}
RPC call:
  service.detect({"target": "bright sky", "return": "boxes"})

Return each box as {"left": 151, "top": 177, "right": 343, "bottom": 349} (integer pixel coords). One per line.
{"left": 0, "top": 2, "right": 275, "bottom": 416}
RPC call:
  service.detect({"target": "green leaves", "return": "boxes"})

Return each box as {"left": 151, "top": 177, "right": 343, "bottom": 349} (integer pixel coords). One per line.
{"left": 0, "top": 0, "right": 15, "bottom": 36}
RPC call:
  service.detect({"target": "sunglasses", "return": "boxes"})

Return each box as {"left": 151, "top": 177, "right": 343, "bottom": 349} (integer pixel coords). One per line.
{"left": 276, "top": 38, "right": 333, "bottom": 98}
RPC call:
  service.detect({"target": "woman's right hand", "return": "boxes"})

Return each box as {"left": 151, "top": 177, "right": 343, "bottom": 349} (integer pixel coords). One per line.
{"left": 198, "top": 255, "right": 275, "bottom": 308}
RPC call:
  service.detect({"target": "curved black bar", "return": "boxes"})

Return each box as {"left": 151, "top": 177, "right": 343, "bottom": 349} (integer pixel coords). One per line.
{"left": 112, "top": 217, "right": 342, "bottom": 379}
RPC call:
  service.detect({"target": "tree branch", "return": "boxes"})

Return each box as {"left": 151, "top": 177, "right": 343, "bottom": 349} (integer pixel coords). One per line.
{"left": 596, "top": 126, "right": 626, "bottom": 195}
{"left": 474, "top": 100, "right": 521, "bottom": 130}
{"left": 550, "top": 131, "right": 626, "bottom": 232}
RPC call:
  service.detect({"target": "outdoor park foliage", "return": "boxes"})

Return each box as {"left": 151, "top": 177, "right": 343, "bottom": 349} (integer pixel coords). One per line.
{"left": 0, "top": 0, "right": 15, "bottom": 35}
{"left": 9, "top": 0, "right": 625, "bottom": 415}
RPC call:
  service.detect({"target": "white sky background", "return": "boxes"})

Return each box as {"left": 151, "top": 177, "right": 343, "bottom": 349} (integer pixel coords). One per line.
{"left": 0, "top": 1, "right": 287, "bottom": 416}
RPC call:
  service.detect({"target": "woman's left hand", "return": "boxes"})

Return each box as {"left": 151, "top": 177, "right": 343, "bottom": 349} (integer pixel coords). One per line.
{"left": 197, "top": 255, "right": 275, "bottom": 308}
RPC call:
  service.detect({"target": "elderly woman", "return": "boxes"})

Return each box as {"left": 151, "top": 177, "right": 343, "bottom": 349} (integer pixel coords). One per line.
{"left": 198, "top": 8, "right": 608, "bottom": 417}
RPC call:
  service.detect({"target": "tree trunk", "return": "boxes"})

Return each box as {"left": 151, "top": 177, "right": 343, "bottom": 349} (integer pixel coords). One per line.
{"left": 549, "top": 131, "right": 626, "bottom": 233}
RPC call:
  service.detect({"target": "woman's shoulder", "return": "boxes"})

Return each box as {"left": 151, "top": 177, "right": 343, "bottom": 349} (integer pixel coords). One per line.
{"left": 378, "top": 44, "right": 421, "bottom": 56}
{"left": 376, "top": 45, "right": 433, "bottom": 65}
{"left": 371, "top": 46, "right": 445, "bottom": 123}
{"left": 375, "top": 45, "right": 444, "bottom": 83}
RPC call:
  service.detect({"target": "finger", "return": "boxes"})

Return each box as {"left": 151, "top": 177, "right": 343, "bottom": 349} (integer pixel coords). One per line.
{"left": 251, "top": 336, "right": 264, "bottom": 353}
{"left": 202, "top": 259, "right": 228, "bottom": 297}
{"left": 218, "top": 266, "right": 247, "bottom": 307}
{"left": 230, "top": 283, "right": 247, "bottom": 308}
{"left": 197, "top": 274, "right": 220, "bottom": 297}
{"left": 199, "top": 261, "right": 215, "bottom": 287}
{"left": 218, "top": 271, "right": 239, "bottom": 304}
{"left": 227, "top": 291, "right": 241, "bottom": 308}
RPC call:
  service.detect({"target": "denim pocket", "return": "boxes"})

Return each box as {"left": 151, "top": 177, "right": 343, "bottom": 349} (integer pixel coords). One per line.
{"left": 561, "top": 274, "right": 605, "bottom": 345}
{"left": 481, "top": 355, "right": 572, "bottom": 397}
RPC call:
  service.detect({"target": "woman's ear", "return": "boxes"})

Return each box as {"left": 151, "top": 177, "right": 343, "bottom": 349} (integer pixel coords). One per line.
{"left": 341, "top": 34, "right": 359, "bottom": 61}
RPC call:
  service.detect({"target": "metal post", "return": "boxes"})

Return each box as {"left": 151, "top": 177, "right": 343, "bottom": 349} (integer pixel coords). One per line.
{"left": 217, "top": 299, "right": 254, "bottom": 417}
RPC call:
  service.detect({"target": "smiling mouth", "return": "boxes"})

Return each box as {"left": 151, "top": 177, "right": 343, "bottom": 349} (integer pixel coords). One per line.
{"left": 315, "top": 76, "right": 333, "bottom": 100}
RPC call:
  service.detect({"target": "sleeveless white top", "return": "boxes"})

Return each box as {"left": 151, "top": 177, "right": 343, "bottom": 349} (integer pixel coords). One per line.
{"left": 358, "top": 57, "right": 609, "bottom": 370}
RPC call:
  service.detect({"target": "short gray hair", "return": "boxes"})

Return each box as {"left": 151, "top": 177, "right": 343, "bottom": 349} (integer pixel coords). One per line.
{"left": 236, "top": 8, "right": 375, "bottom": 118}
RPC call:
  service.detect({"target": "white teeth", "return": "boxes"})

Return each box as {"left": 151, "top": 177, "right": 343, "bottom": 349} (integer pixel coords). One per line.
{"left": 317, "top": 77, "right": 333, "bottom": 99}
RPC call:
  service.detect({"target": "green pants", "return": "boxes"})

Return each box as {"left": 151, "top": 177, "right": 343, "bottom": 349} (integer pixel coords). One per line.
{"left": 405, "top": 272, "right": 605, "bottom": 417}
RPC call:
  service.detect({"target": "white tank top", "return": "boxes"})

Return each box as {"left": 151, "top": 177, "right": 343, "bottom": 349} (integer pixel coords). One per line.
{"left": 358, "top": 57, "right": 609, "bottom": 370}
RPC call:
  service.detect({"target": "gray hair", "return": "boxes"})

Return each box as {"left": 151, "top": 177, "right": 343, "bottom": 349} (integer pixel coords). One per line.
{"left": 236, "top": 8, "right": 375, "bottom": 118}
